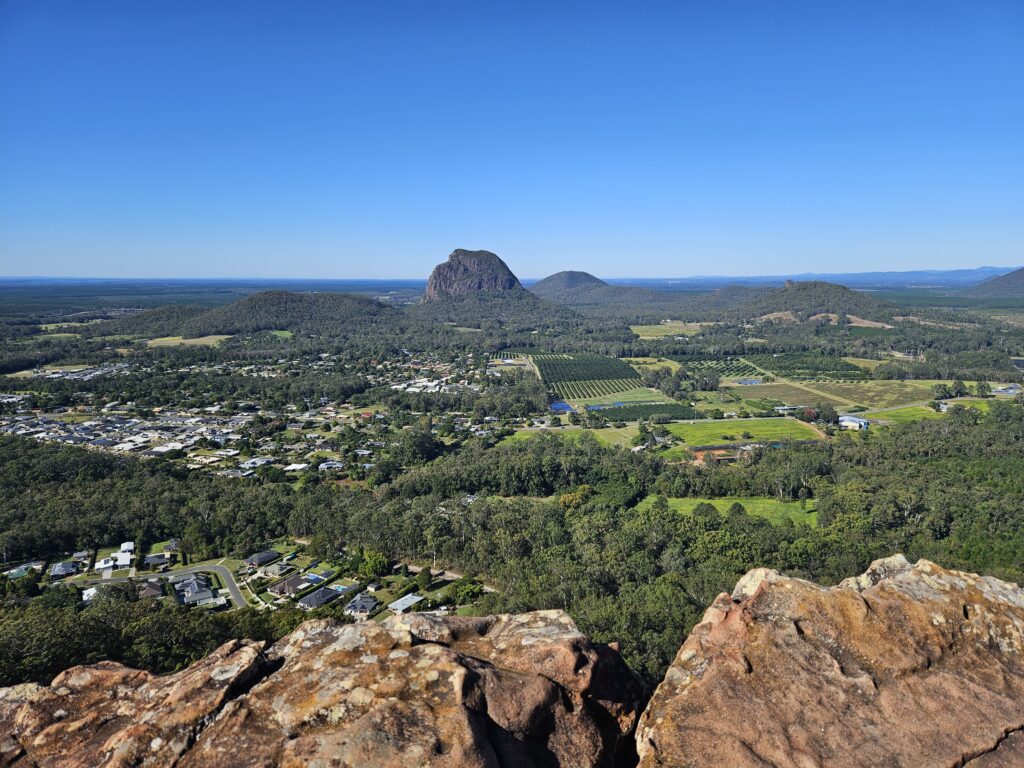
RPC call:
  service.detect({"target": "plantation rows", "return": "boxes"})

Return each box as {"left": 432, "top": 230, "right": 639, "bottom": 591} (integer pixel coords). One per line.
{"left": 552, "top": 377, "right": 644, "bottom": 400}
{"left": 592, "top": 403, "right": 700, "bottom": 420}
{"left": 682, "top": 358, "right": 760, "bottom": 378}
{"left": 533, "top": 354, "right": 639, "bottom": 384}
{"left": 745, "top": 353, "right": 871, "bottom": 381}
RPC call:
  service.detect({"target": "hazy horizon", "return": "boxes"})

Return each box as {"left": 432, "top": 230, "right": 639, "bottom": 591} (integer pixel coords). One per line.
{"left": 2, "top": 1, "right": 1022, "bottom": 278}
{"left": 1, "top": 263, "right": 1020, "bottom": 284}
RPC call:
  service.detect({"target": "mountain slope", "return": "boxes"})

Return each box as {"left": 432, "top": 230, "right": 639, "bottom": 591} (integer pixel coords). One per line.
{"left": 88, "top": 291, "right": 397, "bottom": 339}
{"left": 965, "top": 265, "right": 1024, "bottom": 298}
{"left": 735, "top": 280, "right": 898, "bottom": 321}
{"left": 528, "top": 270, "right": 659, "bottom": 309}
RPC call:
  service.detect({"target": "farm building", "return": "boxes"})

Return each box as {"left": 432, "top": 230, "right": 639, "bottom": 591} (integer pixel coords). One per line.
{"left": 839, "top": 415, "right": 870, "bottom": 431}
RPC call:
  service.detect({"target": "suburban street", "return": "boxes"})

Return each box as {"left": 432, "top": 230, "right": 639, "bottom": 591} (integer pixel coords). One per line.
{"left": 79, "top": 563, "right": 247, "bottom": 608}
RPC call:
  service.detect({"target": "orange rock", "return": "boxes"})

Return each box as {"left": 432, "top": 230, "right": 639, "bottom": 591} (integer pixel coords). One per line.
{"left": 636, "top": 555, "right": 1024, "bottom": 768}
{"left": 0, "top": 611, "right": 642, "bottom": 768}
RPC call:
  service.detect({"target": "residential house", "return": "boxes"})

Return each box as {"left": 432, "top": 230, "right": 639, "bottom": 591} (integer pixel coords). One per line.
{"left": 261, "top": 562, "right": 292, "bottom": 579}
{"left": 268, "top": 573, "right": 310, "bottom": 598}
{"left": 297, "top": 586, "right": 340, "bottom": 611}
{"left": 143, "top": 553, "right": 171, "bottom": 569}
{"left": 344, "top": 591, "right": 379, "bottom": 620}
{"left": 49, "top": 561, "right": 78, "bottom": 579}
{"left": 387, "top": 593, "right": 424, "bottom": 614}
{"left": 169, "top": 573, "right": 216, "bottom": 605}
{"left": 244, "top": 551, "right": 281, "bottom": 570}
{"left": 137, "top": 581, "right": 164, "bottom": 599}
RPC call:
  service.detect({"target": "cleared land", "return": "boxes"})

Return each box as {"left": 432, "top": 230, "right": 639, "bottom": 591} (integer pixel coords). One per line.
{"left": 866, "top": 398, "right": 994, "bottom": 425}
{"left": 807, "top": 380, "right": 936, "bottom": 409}
{"left": 665, "top": 417, "right": 821, "bottom": 445}
{"left": 865, "top": 405, "right": 944, "bottom": 424}
{"left": 147, "top": 335, "right": 232, "bottom": 347}
{"left": 630, "top": 321, "right": 705, "bottom": 338}
{"left": 725, "top": 382, "right": 845, "bottom": 407}
{"left": 625, "top": 357, "right": 681, "bottom": 373}
{"left": 636, "top": 494, "right": 818, "bottom": 527}
{"left": 573, "top": 387, "right": 668, "bottom": 408}
{"left": 844, "top": 357, "right": 886, "bottom": 370}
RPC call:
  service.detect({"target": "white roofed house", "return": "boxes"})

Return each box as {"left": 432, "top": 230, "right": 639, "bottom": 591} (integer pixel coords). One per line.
{"left": 387, "top": 593, "right": 424, "bottom": 615}
{"left": 838, "top": 415, "right": 870, "bottom": 431}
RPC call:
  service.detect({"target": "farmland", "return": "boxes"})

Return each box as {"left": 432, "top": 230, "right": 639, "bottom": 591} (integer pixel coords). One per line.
{"left": 530, "top": 353, "right": 644, "bottom": 401}
{"left": 586, "top": 403, "right": 698, "bottom": 420}
{"left": 665, "top": 417, "right": 821, "bottom": 446}
{"left": 744, "top": 353, "right": 870, "bottom": 380}
{"left": 724, "top": 381, "right": 843, "bottom": 407}
{"left": 147, "top": 335, "right": 232, "bottom": 347}
{"left": 630, "top": 321, "right": 705, "bottom": 338}
{"left": 668, "top": 356, "right": 761, "bottom": 380}
{"left": 806, "top": 379, "right": 936, "bottom": 409}
{"left": 625, "top": 357, "right": 681, "bottom": 373}
{"left": 866, "top": 398, "right": 994, "bottom": 425}
{"left": 635, "top": 495, "right": 818, "bottom": 527}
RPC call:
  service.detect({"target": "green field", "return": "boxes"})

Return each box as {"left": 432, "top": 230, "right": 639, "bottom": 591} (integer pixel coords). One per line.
{"left": 630, "top": 321, "right": 705, "bottom": 338}
{"left": 637, "top": 495, "right": 818, "bottom": 526}
{"left": 864, "top": 405, "right": 944, "bottom": 424}
{"left": 268, "top": 330, "right": 294, "bottom": 339}
{"left": 571, "top": 387, "right": 668, "bottom": 408}
{"left": 625, "top": 357, "right": 681, "bottom": 373}
{"left": 503, "top": 425, "right": 640, "bottom": 448}
{"left": 866, "top": 398, "right": 993, "bottom": 425}
{"left": 666, "top": 417, "right": 821, "bottom": 446}
{"left": 147, "top": 334, "right": 232, "bottom": 347}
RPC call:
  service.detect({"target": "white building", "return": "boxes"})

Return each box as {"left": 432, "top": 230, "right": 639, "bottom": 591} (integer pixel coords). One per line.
{"left": 839, "top": 415, "right": 870, "bottom": 431}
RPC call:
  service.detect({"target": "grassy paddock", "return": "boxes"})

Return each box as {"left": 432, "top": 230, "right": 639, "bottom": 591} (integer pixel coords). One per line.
{"left": 570, "top": 387, "right": 667, "bottom": 408}
{"left": 630, "top": 321, "right": 705, "bottom": 338}
{"left": 637, "top": 494, "right": 818, "bottom": 526}
{"left": 666, "top": 417, "right": 821, "bottom": 445}
{"left": 805, "top": 379, "right": 936, "bottom": 409}
{"left": 147, "top": 335, "right": 232, "bottom": 347}
{"left": 724, "top": 382, "right": 833, "bottom": 406}
{"left": 625, "top": 357, "right": 681, "bottom": 373}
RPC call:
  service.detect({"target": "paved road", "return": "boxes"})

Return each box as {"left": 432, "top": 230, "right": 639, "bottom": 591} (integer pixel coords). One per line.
{"left": 80, "top": 563, "right": 247, "bottom": 608}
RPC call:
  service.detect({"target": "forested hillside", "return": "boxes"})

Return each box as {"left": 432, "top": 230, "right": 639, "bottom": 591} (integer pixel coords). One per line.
{"left": 965, "top": 265, "right": 1024, "bottom": 298}
{"left": 4, "top": 400, "right": 1023, "bottom": 685}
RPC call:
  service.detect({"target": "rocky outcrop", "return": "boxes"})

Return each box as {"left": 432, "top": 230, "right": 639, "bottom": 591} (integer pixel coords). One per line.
{"left": 636, "top": 555, "right": 1024, "bottom": 768}
{"left": 0, "top": 610, "right": 643, "bottom": 768}
{"left": 6, "top": 558, "right": 1024, "bottom": 768}
{"left": 423, "top": 249, "right": 523, "bottom": 301}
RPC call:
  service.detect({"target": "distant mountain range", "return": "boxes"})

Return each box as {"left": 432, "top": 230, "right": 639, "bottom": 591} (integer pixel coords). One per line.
{"left": 581, "top": 265, "right": 1021, "bottom": 291}
{"left": 962, "top": 266, "right": 1024, "bottom": 298}
{"left": 529, "top": 269, "right": 896, "bottom": 321}
{"left": 74, "top": 252, "right": 1021, "bottom": 339}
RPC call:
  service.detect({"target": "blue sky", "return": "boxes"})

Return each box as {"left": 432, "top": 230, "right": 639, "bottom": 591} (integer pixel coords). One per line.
{"left": 1, "top": 1, "right": 1021, "bottom": 278}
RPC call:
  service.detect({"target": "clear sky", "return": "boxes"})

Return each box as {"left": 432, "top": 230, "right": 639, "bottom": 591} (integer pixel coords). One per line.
{"left": 1, "top": 1, "right": 1021, "bottom": 279}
